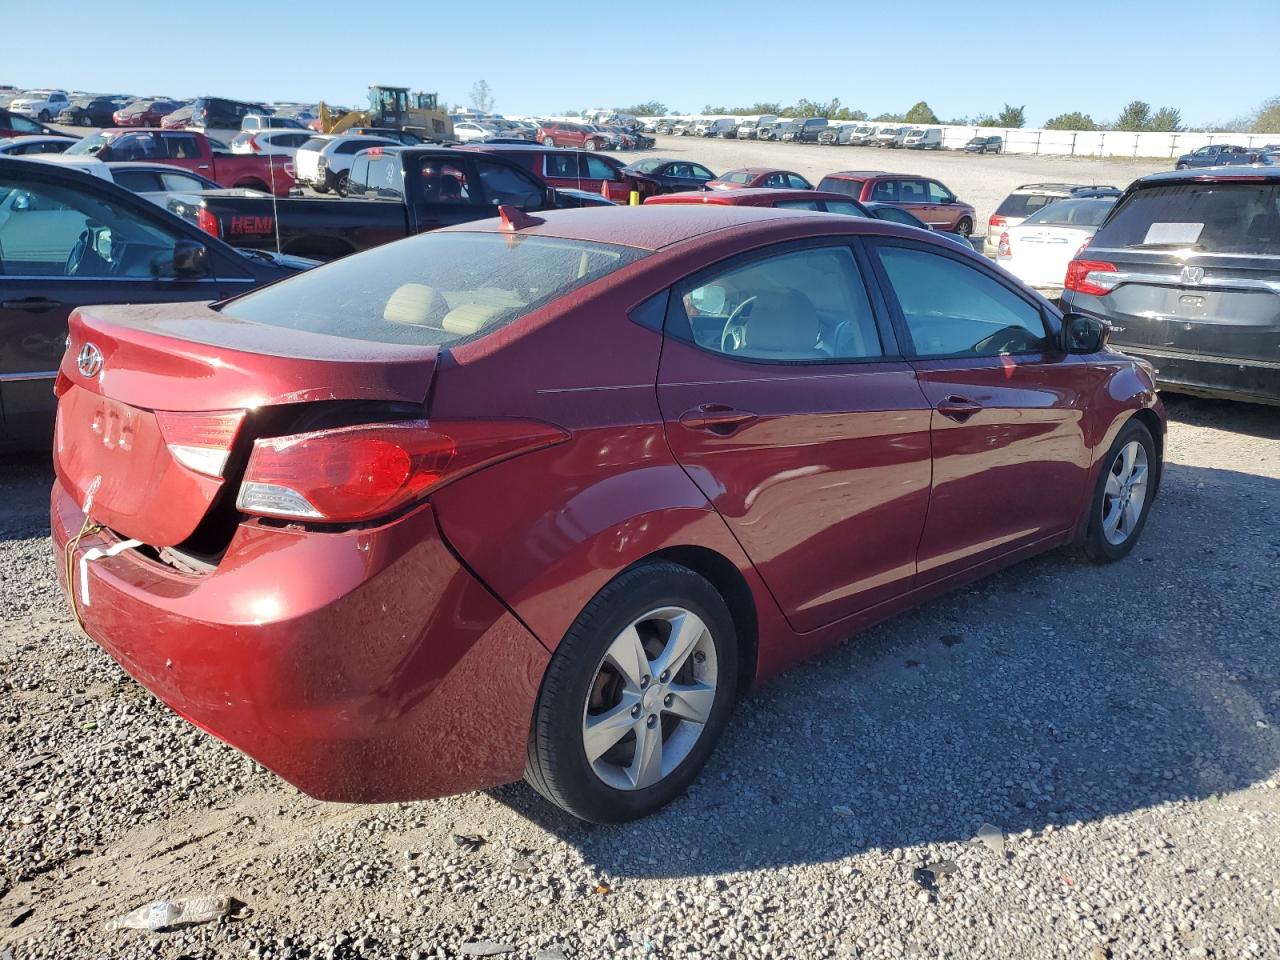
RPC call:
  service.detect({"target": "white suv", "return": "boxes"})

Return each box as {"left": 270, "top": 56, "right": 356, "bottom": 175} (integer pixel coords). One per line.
{"left": 8, "top": 90, "right": 70, "bottom": 122}
{"left": 294, "top": 134, "right": 399, "bottom": 193}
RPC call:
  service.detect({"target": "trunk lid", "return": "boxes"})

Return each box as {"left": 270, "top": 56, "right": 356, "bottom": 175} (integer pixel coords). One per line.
{"left": 55, "top": 302, "right": 439, "bottom": 548}
{"left": 1004, "top": 226, "right": 1094, "bottom": 287}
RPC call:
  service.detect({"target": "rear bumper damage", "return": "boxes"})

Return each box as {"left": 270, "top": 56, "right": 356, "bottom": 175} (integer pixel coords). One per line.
{"left": 1111, "top": 343, "right": 1280, "bottom": 405}
{"left": 52, "top": 480, "right": 549, "bottom": 802}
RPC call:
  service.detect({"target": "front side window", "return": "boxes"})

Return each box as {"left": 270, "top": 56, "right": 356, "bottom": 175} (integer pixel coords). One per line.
{"left": 418, "top": 160, "right": 472, "bottom": 203}
{"left": 673, "top": 246, "right": 883, "bottom": 362}
{"left": 110, "top": 133, "right": 159, "bottom": 161}
{"left": 762, "top": 173, "right": 787, "bottom": 188}
{"left": 160, "top": 171, "right": 212, "bottom": 192}
{"left": 218, "top": 232, "right": 645, "bottom": 346}
{"left": 111, "top": 169, "right": 162, "bottom": 192}
{"left": 474, "top": 160, "right": 543, "bottom": 206}
{"left": 876, "top": 245, "right": 1049, "bottom": 358}
{"left": 926, "top": 181, "right": 954, "bottom": 203}
{"left": 582, "top": 155, "right": 619, "bottom": 180}
{"left": 0, "top": 174, "right": 187, "bottom": 279}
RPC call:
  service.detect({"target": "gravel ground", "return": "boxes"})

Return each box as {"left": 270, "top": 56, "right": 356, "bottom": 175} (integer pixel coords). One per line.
{"left": 1, "top": 393, "right": 1277, "bottom": 960}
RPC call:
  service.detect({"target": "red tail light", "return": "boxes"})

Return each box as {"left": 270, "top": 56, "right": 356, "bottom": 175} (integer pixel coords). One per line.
{"left": 1064, "top": 259, "right": 1119, "bottom": 296}
{"left": 196, "top": 206, "right": 220, "bottom": 238}
{"left": 989, "top": 214, "right": 1007, "bottom": 228}
{"left": 997, "top": 231, "right": 1011, "bottom": 258}
{"left": 236, "top": 419, "right": 569, "bottom": 523}
{"left": 156, "top": 409, "right": 246, "bottom": 477}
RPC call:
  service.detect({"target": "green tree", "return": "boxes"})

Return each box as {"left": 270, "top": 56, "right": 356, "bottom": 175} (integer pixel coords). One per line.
{"left": 702, "top": 104, "right": 728, "bottom": 114}
{"left": 995, "top": 103, "right": 1026, "bottom": 128}
{"left": 469, "top": 79, "right": 495, "bottom": 113}
{"left": 833, "top": 107, "right": 868, "bottom": 122}
{"left": 904, "top": 101, "right": 939, "bottom": 124}
{"left": 873, "top": 111, "right": 905, "bottom": 123}
{"left": 1044, "top": 111, "right": 1096, "bottom": 131}
{"left": 1251, "top": 96, "right": 1280, "bottom": 133}
{"left": 1148, "top": 106, "right": 1182, "bottom": 132}
{"left": 1114, "top": 100, "right": 1152, "bottom": 131}
{"left": 618, "top": 101, "right": 669, "bottom": 116}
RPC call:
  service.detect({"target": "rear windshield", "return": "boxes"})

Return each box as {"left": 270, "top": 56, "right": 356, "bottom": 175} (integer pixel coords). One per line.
{"left": 720, "top": 171, "right": 754, "bottom": 184}
{"left": 1091, "top": 182, "right": 1280, "bottom": 255}
{"left": 995, "top": 192, "right": 1064, "bottom": 217}
{"left": 300, "top": 137, "right": 330, "bottom": 151}
{"left": 218, "top": 231, "right": 647, "bottom": 346}
{"left": 1021, "top": 198, "right": 1116, "bottom": 227}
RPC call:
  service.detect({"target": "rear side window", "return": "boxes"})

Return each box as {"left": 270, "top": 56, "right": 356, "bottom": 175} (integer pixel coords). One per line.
{"left": 218, "top": 232, "right": 647, "bottom": 346}
{"left": 876, "top": 245, "right": 1049, "bottom": 358}
{"left": 1091, "top": 182, "right": 1280, "bottom": 255}
{"left": 995, "top": 193, "right": 1061, "bottom": 217}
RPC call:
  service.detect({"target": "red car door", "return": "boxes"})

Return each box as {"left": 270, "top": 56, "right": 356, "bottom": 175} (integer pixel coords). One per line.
{"left": 156, "top": 131, "right": 208, "bottom": 176}
{"left": 657, "top": 241, "right": 933, "bottom": 632}
{"left": 868, "top": 239, "right": 1094, "bottom": 582}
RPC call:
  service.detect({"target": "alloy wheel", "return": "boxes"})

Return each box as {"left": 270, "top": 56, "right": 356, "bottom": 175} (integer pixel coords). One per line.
{"left": 1101, "top": 440, "right": 1149, "bottom": 546}
{"left": 581, "top": 607, "right": 718, "bottom": 792}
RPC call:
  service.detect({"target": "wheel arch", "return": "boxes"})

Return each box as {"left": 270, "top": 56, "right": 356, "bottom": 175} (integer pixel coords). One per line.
{"left": 636, "top": 545, "right": 759, "bottom": 694}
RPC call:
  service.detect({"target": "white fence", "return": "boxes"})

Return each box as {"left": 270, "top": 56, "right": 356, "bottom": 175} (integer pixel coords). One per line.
{"left": 642, "top": 116, "right": 1277, "bottom": 159}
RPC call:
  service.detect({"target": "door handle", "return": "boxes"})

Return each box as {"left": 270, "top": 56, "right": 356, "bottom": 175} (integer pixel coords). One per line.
{"left": 936, "top": 395, "right": 983, "bottom": 422}
{"left": 1, "top": 297, "right": 63, "bottom": 312}
{"left": 679, "top": 404, "right": 757, "bottom": 434}
{"left": 197, "top": 164, "right": 210, "bottom": 170}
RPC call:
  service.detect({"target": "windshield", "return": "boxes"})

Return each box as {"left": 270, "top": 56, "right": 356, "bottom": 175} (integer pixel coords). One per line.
{"left": 65, "top": 132, "right": 113, "bottom": 155}
{"left": 218, "top": 231, "right": 648, "bottom": 347}
{"left": 1021, "top": 198, "right": 1116, "bottom": 227}
{"left": 1091, "top": 182, "right": 1280, "bottom": 255}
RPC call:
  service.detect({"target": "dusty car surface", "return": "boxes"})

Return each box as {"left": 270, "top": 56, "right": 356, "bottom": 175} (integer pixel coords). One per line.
{"left": 52, "top": 205, "right": 1165, "bottom": 823}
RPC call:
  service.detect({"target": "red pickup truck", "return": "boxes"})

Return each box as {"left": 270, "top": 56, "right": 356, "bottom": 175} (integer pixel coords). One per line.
{"left": 62, "top": 128, "right": 295, "bottom": 196}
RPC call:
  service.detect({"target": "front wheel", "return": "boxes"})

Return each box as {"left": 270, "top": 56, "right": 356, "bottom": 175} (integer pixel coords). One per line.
{"left": 525, "top": 562, "right": 739, "bottom": 823}
{"left": 954, "top": 216, "right": 973, "bottom": 236}
{"left": 38, "top": 110, "right": 50, "bottom": 122}
{"left": 542, "top": 136, "right": 555, "bottom": 147}
{"left": 1072, "top": 418, "right": 1159, "bottom": 563}
{"left": 584, "top": 138, "right": 600, "bottom": 151}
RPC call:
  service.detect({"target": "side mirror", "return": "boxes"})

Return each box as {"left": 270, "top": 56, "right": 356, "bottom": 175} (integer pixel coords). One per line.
{"left": 171, "top": 239, "right": 210, "bottom": 279}
{"left": 1063, "top": 312, "right": 1108, "bottom": 354}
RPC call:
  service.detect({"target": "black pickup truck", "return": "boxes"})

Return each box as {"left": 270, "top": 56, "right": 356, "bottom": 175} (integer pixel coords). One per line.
{"left": 183, "top": 146, "right": 583, "bottom": 261}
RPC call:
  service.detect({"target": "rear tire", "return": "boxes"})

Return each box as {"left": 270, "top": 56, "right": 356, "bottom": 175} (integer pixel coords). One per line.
{"left": 525, "top": 562, "right": 739, "bottom": 823}
{"left": 542, "top": 136, "right": 555, "bottom": 147}
{"left": 1071, "top": 418, "right": 1159, "bottom": 564}
{"left": 38, "top": 110, "right": 50, "bottom": 122}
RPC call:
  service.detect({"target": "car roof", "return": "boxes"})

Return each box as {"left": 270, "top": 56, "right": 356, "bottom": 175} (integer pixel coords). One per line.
{"left": 1132, "top": 166, "right": 1280, "bottom": 186}
{"left": 820, "top": 170, "right": 889, "bottom": 180}
{"left": 1, "top": 135, "right": 76, "bottom": 145}
{"left": 444, "top": 204, "right": 911, "bottom": 252}
{"left": 646, "top": 188, "right": 860, "bottom": 206}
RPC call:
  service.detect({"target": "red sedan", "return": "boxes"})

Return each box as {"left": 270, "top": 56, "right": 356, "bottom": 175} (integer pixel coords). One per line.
{"left": 707, "top": 167, "right": 813, "bottom": 190}
{"left": 52, "top": 206, "right": 1165, "bottom": 823}
{"left": 112, "top": 99, "right": 181, "bottom": 128}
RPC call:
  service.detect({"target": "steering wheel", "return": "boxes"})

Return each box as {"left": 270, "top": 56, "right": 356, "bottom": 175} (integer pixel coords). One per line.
{"left": 719, "top": 295, "right": 757, "bottom": 353}
{"left": 972, "top": 324, "right": 1033, "bottom": 356}
{"left": 65, "top": 229, "right": 90, "bottom": 277}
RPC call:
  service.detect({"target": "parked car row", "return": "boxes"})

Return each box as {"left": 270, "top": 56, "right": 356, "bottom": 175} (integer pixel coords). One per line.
{"left": 646, "top": 117, "right": 970, "bottom": 151}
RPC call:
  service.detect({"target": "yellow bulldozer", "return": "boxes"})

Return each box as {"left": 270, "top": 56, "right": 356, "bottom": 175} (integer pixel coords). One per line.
{"left": 316, "top": 85, "right": 454, "bottom": 141}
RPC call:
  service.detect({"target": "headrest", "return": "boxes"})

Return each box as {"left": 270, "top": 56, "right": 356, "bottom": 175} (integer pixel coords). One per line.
{"left": 383, "top": 284, "right": 449, "bottom": 327}
{"left": 441, "top": 303, "right": 507, "bottom": 336}
{"left": 745, "top": 290, "right": 819, "bottom": 354}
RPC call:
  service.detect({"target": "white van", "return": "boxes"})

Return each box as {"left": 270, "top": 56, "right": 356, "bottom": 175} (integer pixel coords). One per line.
{"left": 902, "top": 127, "right": 944, "bottom": 150}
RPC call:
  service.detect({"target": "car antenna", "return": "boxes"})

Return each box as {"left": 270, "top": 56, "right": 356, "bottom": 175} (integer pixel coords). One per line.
{"left": 266, "top": 140, "right": 283, "bottom": 255}
{"left": 499, "top": 205, "right": 544, "bottom": 231}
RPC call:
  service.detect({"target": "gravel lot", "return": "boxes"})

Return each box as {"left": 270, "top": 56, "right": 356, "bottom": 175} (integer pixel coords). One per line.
{"left": 2, "top": 391, "right": 1277, "bottom": 960}
{"left": 624, "top": 136, "right": 1170, "bottom": 237}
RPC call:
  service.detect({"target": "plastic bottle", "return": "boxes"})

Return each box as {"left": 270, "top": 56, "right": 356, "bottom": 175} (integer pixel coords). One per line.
{"left": 104, "top": 896, "right": 230, "bottom": 931}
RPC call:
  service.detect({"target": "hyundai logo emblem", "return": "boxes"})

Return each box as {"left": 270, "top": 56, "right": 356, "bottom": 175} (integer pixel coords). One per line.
{"left": 76, "top": 342, "right": 104, "bottom": 379}
{"left": 1180, "top": 265, "right": 1204, "bottom": 285}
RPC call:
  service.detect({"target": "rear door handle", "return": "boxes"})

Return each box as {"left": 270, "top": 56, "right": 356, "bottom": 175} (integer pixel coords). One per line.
{"left": 679, "top": 404, "right": 757, "bottom": 434}
{"left": 936, "top": 395, "right": 983, "bottom": 422}
{"left": 1, "top": 297, "right": 63, "bottom": 312}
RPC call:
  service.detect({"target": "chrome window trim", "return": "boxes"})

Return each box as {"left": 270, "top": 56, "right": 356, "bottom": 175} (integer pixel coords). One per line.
{"left": 0, "top": 370, "right": 58, "bottom": 382}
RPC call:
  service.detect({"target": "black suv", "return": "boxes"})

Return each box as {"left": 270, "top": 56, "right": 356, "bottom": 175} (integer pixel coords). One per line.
{"left": 1062, "top": 167, "right": 1280, "bottom": 405}
{"left": 190, "top": 96, "right": 268, "bottom": 130}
